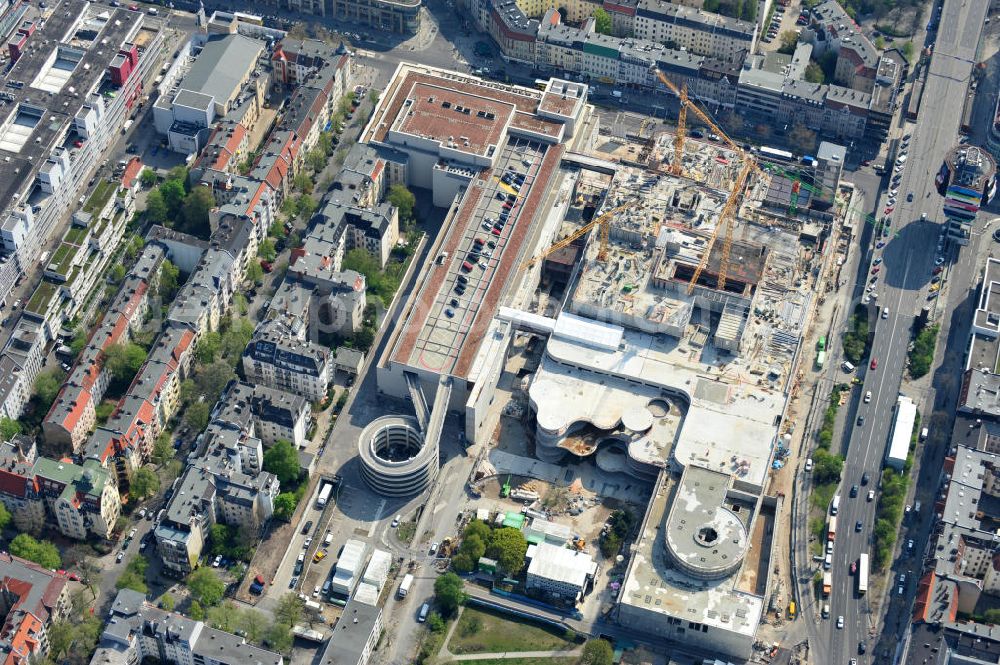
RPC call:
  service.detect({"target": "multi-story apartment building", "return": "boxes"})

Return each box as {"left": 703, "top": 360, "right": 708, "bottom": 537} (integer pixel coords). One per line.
{"left": 243, "top": 323, "right": 333, "bottom": 401}
{"left": 91, "top": 590, "right": 283, "bottom": 665}
{"left": 632, "top": 0, "right": 755, "bottom": 63}
{"left": 0, "top": 437, "right": 45, "bottom": 531}
{"left": 0, "top": 2, "right": 163, "bottom": 311}
{"left": 32, "top": 457, "right": 120, "bottom": 540}
{"left": 0, "top": 553, "right": 72, "bottom": 665}
{"left": 213, "top": 381, "right": 312, "bottom": 449}
{"left": 43, "top": 246, "right": 163, "bottom": 451}
{"left": 805, "top": 0, "right": 879, "bottom": 93}
{"left": 154, "top": 418, "right": 279, "bottom": 575}
{"left": 311, "top": 198, "right": 399, "bottom": 269}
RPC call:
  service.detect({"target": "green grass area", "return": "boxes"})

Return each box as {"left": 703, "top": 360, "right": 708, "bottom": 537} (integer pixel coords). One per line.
{"left": 445, "top": 659, "right": 579, "bottom": 665}
{"left": 396, "top": 521, "right": 416, "bottom": 545}
{"left": 25, "top": 280, "right": 59, "bottom": 314}
{"left": 83, "top": 180, "right": 118, "bottom": 216}
{"left": 48, "top": 242, "right": 82, "bottom": 276}
{"left": 810, "top": 481, "right": 837, "bottom": 512}
{"left": 447, "top": 607, "right": 578, "bottom": 655}
{"left": 63, "top": 226, "right": 89, "bottom": 246}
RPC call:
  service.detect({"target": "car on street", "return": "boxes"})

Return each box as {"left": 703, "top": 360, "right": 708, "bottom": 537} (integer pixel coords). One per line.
{"left": 850, "top": 561, "right": 857, "bottom": 574}
{"left": 805, "top": 458, "right": 813, "bottom": 471}
{"left": 429, "top": 542, "right": 439, "bottom": 556}
{"left": 850, "top": 484, "right": 859, "bottom": 498}
{"left": 313, "top": 585, "right": 321, "bottom": 598}
{"left": 868, "top": 489, "right": 875, "bottom": 501}
{"left": 882, "top": 307, "right": 889, "bottom": 319}
{"left": 303, "top": 537, "right": 312, "bottom": 549}
{"left": 444, "top": 308, "right": 455, "bottom": 318}
{"left": 302, "top": 520, "right": 313, "bottom": 535}
{"left": 857, "top": 415, "right": 865, "bottom": 426}
{"left": 871, "top": 266, "right": 880, "bottom": 275}
{"left": 289, "top": 576, "right": 298, "bottom": 588}
{"left": 855, "top": 520, "right": 863, "bottom": 532}
{"left": 933, "top": 266, "right": 944, "bottom": 274}
{"left": 837, "top": 616, "right": 844, "bottom": 629}
{"left": 391, "top": 515, "right": 400, "bottom": 528}
{"left": 907, "top": 192, "right": 914, "bottom": 202}
{"left": 858, "top": 641, "right": 867, "bottom": 654}
{"left": 870, "top": 358, "right": 878, "bottom": 370}
{"left": 862, "top": 471, "right": 870, "bottom": 485}
{"left": 864, "top": 391, "right": 872, "bottom": 403}
{"left": 907, "top": 539, "right": 915, "bottom": 552}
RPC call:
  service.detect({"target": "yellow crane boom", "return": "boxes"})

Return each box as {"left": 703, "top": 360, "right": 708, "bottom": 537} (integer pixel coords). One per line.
{"left": 523, "top": 202, "right": 634, "bottom": 269}
{"left": 672, "top": 83, "right": 687, "bottom": 176}
{"left": 686, "top": 160, "right": 753, "bottom": 293}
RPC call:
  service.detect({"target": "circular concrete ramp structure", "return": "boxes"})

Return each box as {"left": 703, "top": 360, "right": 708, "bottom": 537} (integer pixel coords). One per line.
{"left": 358, "top": 416, "right": 438, "bottom": 496}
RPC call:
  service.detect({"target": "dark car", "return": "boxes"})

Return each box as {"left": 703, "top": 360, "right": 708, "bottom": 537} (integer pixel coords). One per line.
{"left": 858, "top": 642, "right": 866, "bottom": 654}
{"left": 850, "top": 484, "right": 859, "bottom": 498}
{"left": 301, "top": 520, "right": 313, "bottom": 535}
{"left": 857, "top": 415, "right": 865, "bottom": 426}
{"left": 861, "top": 471, "right": 870, "bottom": 485}
{"left": 450, "top": 298, "right": 459, "bottom": 307}
{"left": 855, "top": 520, "right": 863, "bottom": 532}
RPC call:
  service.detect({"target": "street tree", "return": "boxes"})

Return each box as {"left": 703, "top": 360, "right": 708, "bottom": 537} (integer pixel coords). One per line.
{"left": 187, "top": 568, "right": 226, "bottom": 606}
{"left": 581, "top": 639, "right": 614, "bottom": 665}
{"left": 129, "top": 466, "right": 160, "bottom": 500}
{"left": 433, "top": 572, "right": 466, "bottom": 617}
{"left": 263, "top": 440, "right": 300, "bottom": 486}
{"left": 274, "top": 593, "right": 304, "bottom": 628}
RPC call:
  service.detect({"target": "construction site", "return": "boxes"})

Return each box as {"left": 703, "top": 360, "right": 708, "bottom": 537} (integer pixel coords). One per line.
{"left": 508, "top": 72, "right": 853, "bottom": 661}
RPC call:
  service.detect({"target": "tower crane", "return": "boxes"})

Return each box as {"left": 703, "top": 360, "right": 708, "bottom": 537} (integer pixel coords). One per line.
{"left": 672, "top": 83, "right": 687, "bottom": 176}
{"left": 522, "top": 201, "right": 635, "bottom": 269}
{"left": 651, "top": 68, "right": 770, "bottom": 293}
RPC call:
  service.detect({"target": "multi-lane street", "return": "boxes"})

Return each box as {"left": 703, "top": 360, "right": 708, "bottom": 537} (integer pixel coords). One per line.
{"left": 799, "top": 0, "right": 991, "bottom": 661}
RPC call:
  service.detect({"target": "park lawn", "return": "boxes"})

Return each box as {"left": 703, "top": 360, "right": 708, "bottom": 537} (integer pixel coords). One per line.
{"left": 446, "top": 607, "right": 578, "bottom": 655}
{"left": 445, "top": 659, "right": 579, "bottom": 665}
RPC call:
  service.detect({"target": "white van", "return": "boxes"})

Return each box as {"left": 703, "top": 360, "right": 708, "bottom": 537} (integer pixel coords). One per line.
{"left": 920, "top": 427, "right": 929, "bottom": 441}
{"left": 822, "top": 604, "right": 830, "bottom": 618}
{"left": 831, "top": 494, "right": 841, "bottom": 516}
{"left": 824, "top": 553, "right": 832, "bottom": 569}
{"left": 842, "top": 361, "right": 855, "bottom": 372}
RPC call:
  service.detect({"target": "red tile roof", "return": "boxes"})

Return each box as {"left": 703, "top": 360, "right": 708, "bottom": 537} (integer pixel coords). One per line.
{"left": 121, "top": 157, "right": 143, "bottom": 189}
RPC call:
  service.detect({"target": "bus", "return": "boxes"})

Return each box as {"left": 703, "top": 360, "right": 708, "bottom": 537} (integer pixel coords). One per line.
{"left": 316, "top": 482, "right": 333, "bottom": 508}
{"left": 857, "top": 553, "right": 869, "bottom": 595}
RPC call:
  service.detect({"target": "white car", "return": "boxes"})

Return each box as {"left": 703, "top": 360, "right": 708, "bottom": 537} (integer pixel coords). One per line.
{"left": 313, "top": 585, "right": 321, "bottom": 598}
{"left": 116, "top": 552, "right": 124, "bottom": 563}
{"left": 128, "top": 528, "right": 137, "bottom": 539}
{"left": 864, "top": 391, "right": 872, "bottom": 403}
{"left": 429, "top": 542, "right": 439, "bottom": 556}
{"left": 391, "top": 515, "right": 400, "bottom": 528}
{"left": 805, "top": 458, "right": 814, "bottom": 472}
{"left": 867, "top": 489, "right": 875, "bottom": 501}
{"left": 882, "top": 307, "right": 889, "bottom": 319}
{"left": 837, "top": 615, "right": 844, "bottom": 629}
{"left": 303, "top": 537, "right": 313, "bottom": 549}
{"left": 935, "top": 257, "right": 945, "bottom": 265}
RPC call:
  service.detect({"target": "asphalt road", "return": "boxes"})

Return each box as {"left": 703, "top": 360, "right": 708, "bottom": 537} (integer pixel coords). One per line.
{"left": 814, "top": 0, "right": 990, "bottom": 661}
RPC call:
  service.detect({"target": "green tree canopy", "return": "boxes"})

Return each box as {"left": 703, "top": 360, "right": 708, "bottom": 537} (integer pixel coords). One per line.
{"left": 159, "top": 179, "right": 186, "bottom": 219}
{"left": 116, "top": 555, "right": 149, "bottom": 593}
{"left": 184, "top": 401, "right": 211, "bottom": 433}
{"left": 433, "top": 572, "right": 466, "bottom": 617}
{"left": 159, "top": 593, "right": 175, "bottom": 611}
{"left": 180, "top": 187, "right": 216, "bottom": 239}
{"left": 387, "top": 184, "right": 416, "bottom": 221}
{"left": 812, "top": 448, "right": 845, "bottom": 485}
{"left": 10, "top": 534, "right": 61, "bottom": 569}
{"left": 104, "top": 342, "right": 148, "bottom": 383}
{"left": 187, "top": 567, "right": 226, "bottom": 606}
{"left": 145, "top": 188, "right": 168, "bottom": 225}
{"left": 196, "top": 331, "right": 222, "bottom": 364}
{"left": 485, "top": 527, "right": 528, "bottom": 575}
{"left": 804, "top": 61, "right": 825, "bottom": 83}
{"left": 33, "top": 369, "right": 65, "bottom": 413}
{"left": 778, "top": 30, "right": 799, "bottom": 54}
{"left": 159, "top": 259, "right": 181, "bottom": 300}
{"left": 258, "top": 238, "right": 277, "bottom": 262}
{"left": 263, "top": 440, "right": 300, "bottom": 486}
{"left": 194, "top": 361, "right": 236, "bottom": 403}
{"left": 274, "top": 592, "right": 304, "bottom": 628}
{"left": 0, "top": 417, "right": 21, "bottom": 440}
{"left": 152, "top": 432, "right": 175, "bottom": 466}
{"left": 265, "top": 622, "right": 293, "bottom": 653}
{"left": 273, "top": 492, "right": 298, "bottom": 521}
{"left": 129, "top": 466, "right": 160, "bottom": 500}
{"left": 140, "top": 168, "right": 157, "bottom": 188}
{"left": 592, "top": 7, "right": 612, "bottom": 34}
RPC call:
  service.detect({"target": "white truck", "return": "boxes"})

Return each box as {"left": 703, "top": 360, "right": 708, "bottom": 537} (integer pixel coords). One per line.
{"left": 830, "top": 494, "right": 840, "bottom": 516}
{"left": 397, "top": 573, "right": 414, "bottom": 598}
